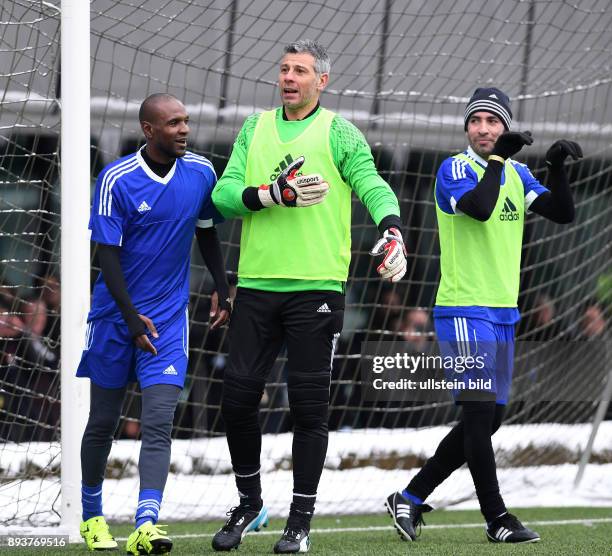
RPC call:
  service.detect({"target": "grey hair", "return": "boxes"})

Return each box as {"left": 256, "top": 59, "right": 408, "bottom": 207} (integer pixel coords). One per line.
{"left": 283, "top": 40, "right": 331, "bottom": 75}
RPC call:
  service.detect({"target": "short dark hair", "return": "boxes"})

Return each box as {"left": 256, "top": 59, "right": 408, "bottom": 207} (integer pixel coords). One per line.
{"left": 138, "top": 93, "right": 180, "bottom": 122}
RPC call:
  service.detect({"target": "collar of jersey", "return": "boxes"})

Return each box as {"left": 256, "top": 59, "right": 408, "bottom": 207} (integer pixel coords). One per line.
{"left": 465, "top": 146, "right": 488, "bottom": 169}
{"left": 272, "top": 106, "right": 324, "bottom": 145}
{"left": 137, "top": 147, "right": 177, "bottom": 185}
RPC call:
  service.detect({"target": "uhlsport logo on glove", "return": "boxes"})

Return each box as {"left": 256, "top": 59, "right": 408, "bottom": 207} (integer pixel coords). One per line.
{"left": 385, "top": 249, "right": 401, "bottom": 266}
{"left": 282, "top": 175, "right": 323, "bottom": 202}
{"left": 294, "top": 175, "right": 321, "bottom": 186}
{"left": 370, "top": 227, "right": 408, "bottom": 283}
{"left": 258, "top": 155, "right": 330, "bottom": 208}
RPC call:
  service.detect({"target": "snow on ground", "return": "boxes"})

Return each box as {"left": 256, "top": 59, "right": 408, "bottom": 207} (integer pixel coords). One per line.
{"left": 1, "top": 423, "right": 611, "bottom": 525}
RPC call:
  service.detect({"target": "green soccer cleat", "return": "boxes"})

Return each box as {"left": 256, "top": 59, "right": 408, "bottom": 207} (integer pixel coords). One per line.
{"left": 80, "top": 516, "right": 118, "bottom": 551}
{"left": 125, "top": 522, "right": 173, "bottom": 555}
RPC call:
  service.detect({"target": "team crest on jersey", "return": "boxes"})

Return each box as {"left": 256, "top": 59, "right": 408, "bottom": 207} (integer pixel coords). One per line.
{"left": 499, "top": 197, "right": 519, "bottom": 221}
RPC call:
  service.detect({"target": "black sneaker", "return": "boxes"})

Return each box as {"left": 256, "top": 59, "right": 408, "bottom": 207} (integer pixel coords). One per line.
{"left": 385, "top": 491, "right": 432, "bottom": 541}
{"left": 273, "top": 526, "right": 310, "bottom": 554}
{"left": 211, "top": 504, "right": 268, "bottom": 551}
{"left": 486, "top": 513, "right": 540, "bottom": 543}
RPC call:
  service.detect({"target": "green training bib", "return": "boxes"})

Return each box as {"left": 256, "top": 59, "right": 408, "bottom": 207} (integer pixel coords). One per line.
{"left": 239, "top": 108, "right": 352, "bottom": 281}
{"left": 435, "top": 154, "right": 525, "bottom": 307}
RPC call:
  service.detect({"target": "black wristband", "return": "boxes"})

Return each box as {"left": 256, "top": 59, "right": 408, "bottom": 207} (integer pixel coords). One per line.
{"left": 242, "top": 186, "right": 265, "bottom": 211}
{"left": 377, "top": 214, "right": 403, "bottom": 234}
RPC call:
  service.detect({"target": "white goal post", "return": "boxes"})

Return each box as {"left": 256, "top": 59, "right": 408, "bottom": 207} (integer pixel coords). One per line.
{"left": 59, "top": 0, "right": 91, "bottom": 538}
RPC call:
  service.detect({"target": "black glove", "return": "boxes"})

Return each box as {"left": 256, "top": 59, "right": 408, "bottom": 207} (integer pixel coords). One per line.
{"left": 492, "top": 131, "right": 533, "bottom": 160}
{"left": 546, "top": 139, "right": 583, "bottom": 168}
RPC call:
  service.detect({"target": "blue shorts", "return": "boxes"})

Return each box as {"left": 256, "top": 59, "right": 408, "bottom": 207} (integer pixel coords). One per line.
{"left": 434, "top": 316, "right": 514, "bottom": 405}
{"left": 76, "top": 306, "right": 189, "bottom": 389}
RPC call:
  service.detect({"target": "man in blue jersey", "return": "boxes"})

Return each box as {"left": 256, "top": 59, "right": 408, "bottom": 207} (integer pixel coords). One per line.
{"left": 385, "top": 88, "right": 582, "bottom": 544}
{"left": 76, "top": 93, "right": 230, "bottom": 554}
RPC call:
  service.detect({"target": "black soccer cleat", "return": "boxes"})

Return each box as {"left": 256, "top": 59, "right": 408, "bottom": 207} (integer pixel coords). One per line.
{"left": 211, "top": 504, "right": 268, "bottom": 551}
{"left": 486, "top": 513, "right": 540, "bottom": 543}
{"left": 273, "top": 526, "right": 310, "bottom": 554}
{"left": 385, "top": 491, "right": 432, "bottom": 541}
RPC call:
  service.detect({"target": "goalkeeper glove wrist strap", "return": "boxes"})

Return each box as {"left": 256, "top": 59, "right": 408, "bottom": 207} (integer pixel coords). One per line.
{"left": 377, "top": 214, "right": 403, "bottom": 235}
{"left": 242, "top": 186, "right": 266, "bottom": 211}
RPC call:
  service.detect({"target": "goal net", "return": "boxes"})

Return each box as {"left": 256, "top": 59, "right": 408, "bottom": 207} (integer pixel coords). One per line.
{"left": 1, "top": 0, "right": 611, "bottom": 527}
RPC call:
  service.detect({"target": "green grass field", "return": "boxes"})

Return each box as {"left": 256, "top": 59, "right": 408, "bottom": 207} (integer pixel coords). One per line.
{"left": 4, "top": 507, "right": 611, "bottom": 555}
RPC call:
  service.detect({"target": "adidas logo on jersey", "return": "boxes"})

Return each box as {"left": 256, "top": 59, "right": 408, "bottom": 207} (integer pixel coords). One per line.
{"left": 317, "top": 303, "right": 332, "bottom": 313}
{"left": 162, "top": 365, "right": 178, "bottom": 375}
{"left": 138, "top": 201, "right": 152, "bottom": 213}
{"left": 499, "top": 197, "right": 519, "bottom": 221}
{"left": 269, "top": 153, "right": 295, "bottom": 181}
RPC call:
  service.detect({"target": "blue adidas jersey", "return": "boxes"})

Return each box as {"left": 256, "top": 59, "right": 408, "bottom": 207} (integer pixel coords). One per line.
{"left": 433, "top": 146, "right": 549, "bottom": 325}
{"left": 88, "top": 148, "right": 222, "bottom": 325}
{"left": 435, "top": 146, "right": 549, "bottom": 216}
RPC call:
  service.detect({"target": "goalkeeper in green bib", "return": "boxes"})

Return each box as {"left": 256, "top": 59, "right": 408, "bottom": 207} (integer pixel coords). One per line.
{"left": 385, "top": 88, "right": 582, "bottom": 544}
{"left": 210, "top": 40, "right": 406, "bottom": 553}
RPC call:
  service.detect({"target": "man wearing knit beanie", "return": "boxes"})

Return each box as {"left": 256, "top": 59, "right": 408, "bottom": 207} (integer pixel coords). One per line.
{"left": 385, "top": 87, "right": 583, "bottom": 544}
{"left": 464, "top": 87, "right": 513, "bottom": 131}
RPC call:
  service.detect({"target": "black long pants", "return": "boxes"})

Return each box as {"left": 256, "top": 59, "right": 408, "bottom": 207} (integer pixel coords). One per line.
{"left": 221, "top": 287, "right": 344, "bottom": 497}
{"left": 407, "top": 401, "right": 507, "bottom": 522}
